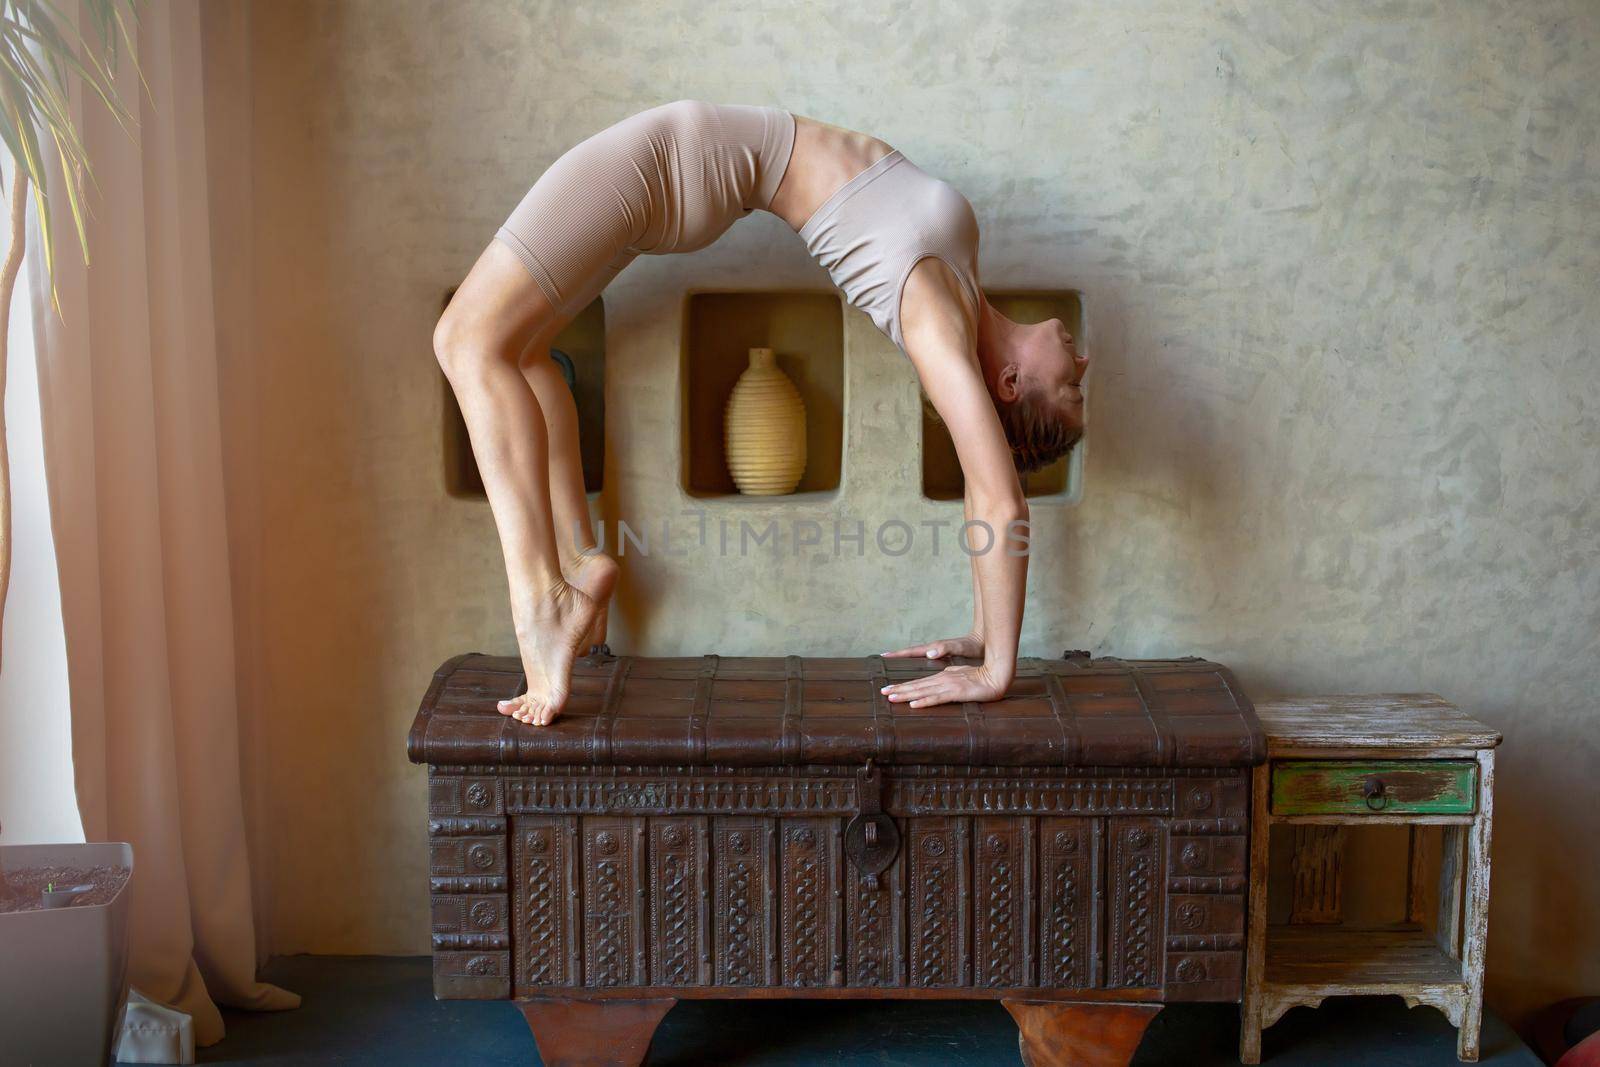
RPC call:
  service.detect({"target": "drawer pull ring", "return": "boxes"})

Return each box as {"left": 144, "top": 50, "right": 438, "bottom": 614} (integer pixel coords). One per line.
{"left": 1362, "top": 776, "right": 1387, "bottom": 810}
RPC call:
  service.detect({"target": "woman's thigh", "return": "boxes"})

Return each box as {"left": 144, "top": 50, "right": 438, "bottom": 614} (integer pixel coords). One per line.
{"left": 445, "top": 240, "right": 566, "bottom": 356}
{"left": 495, "top": 118, "right": 648, "bottom": 319}
{"left": 452, "top": 109, "right": 659, "bottom": 352}
{"left": 447, "top": 238, "right": 635, "bottom": 364}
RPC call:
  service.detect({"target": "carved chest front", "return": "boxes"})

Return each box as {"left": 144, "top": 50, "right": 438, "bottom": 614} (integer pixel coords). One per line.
{"left": 408, "top": 652, "right": 1263, "bottom": 1012}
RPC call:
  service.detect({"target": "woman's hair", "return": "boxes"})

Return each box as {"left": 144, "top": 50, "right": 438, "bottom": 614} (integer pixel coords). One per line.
{"left": 921, "top": 388, "right": 1082, "bottom": 474}
{"left": 998, "top": 388, "right": 1081, "bottom": 473}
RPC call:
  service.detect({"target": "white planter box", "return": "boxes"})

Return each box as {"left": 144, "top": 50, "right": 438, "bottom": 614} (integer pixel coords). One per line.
{"left": 0, "top": 842, "right": 134, "bottom": 1066}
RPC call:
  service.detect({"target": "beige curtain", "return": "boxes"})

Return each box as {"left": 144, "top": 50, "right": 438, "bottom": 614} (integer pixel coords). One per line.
{"left": 28, "top": 0, "right": 296, "bottom": 1051}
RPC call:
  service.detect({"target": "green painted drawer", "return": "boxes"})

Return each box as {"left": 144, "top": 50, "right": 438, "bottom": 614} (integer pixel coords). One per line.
{"left": 1270, "top": 760, "right": 1477, "bottom": 816}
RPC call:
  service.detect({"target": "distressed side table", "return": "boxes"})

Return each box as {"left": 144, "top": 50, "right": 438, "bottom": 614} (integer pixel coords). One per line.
{"left": 1239, "top": 695, "right": 1501, "bottom": 1063}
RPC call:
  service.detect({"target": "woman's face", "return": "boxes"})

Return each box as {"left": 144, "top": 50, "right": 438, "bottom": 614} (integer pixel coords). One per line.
{"left": 1014, "top": 317, "right": 1089, "bottom": 435}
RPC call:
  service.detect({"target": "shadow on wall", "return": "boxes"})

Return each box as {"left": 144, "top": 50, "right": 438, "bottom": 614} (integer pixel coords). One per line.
{"left": 1485, "top": 733, "right": 1592, "bottom": 1019}
{"left": 1024, "top": 284, "right": 1244, "bottom": 664}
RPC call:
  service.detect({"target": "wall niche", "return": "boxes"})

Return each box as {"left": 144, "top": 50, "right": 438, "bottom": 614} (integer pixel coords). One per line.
{"left": 681, "top": 291, "right": 844, "bottom": 499}
{"left": 923, "top": 290, "right": 1085, "bottom": 502}
{"left": 442, "top": 290, "right": 606, "bottom": 498}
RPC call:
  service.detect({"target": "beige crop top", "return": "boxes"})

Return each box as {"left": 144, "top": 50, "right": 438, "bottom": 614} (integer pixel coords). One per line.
{"left": 799, "top": 149, "right": 982, "bottom": 352}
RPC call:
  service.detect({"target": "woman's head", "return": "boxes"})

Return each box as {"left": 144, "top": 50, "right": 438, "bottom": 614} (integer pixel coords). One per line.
{"left": 986, "top": 314, "right": 1088, "bottom": 473}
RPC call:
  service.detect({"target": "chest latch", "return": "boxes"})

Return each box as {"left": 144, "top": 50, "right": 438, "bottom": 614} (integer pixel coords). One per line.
{"left": 843, "top": 759, "right": 900, "bottom": 889}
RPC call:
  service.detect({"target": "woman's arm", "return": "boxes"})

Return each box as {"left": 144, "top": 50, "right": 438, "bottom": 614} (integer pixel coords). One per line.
{"left": 882, "top": 483, "right": 987, "bottom": 661}
{"left": 882, "top": 287, "right": 1029, "bottom": 709}
{"left": 964, "top": 480, "right": 990, "bottom": 642}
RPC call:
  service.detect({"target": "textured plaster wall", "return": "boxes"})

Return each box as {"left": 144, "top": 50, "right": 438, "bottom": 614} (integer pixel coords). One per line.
{"left": 226, "top": 0, "right": 1599, "bottom": 1018}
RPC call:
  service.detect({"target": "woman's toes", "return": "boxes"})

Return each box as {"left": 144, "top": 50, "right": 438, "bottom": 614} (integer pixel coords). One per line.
{"left": 501, "top": 697, "right": 542, "bottom": 725}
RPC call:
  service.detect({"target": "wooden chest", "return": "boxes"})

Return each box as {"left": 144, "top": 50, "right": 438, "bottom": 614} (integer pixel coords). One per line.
{"left": 408, "top": 651, "right": 1265, "bottom": 1066}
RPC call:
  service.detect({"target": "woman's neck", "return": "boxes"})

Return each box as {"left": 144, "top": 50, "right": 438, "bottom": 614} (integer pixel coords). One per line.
{"left": 975, "top": 299, "right": 1016, "bottom": 390}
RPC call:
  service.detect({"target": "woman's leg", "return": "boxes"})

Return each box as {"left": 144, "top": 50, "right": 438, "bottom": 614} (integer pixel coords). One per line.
{"left": 518, "top": 348, "right": 616, "bottom": 651}
{"left": 434, "top": 240, "right": 599, "bottom": 726}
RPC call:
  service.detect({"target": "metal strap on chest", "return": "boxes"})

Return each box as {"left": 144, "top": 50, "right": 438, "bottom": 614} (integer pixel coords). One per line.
{"left": 867, "top": 654, "right": 896, "bottom": 760}
{"left": 1040, "top": 661, "right": 1083, "bottom": 765}
{"left": 593, "top": 654, "right": 632, "bottom": 764}
{"left": 961, "top": 699, "right": 990, "bottom": 765}
{"left": 780, "top": 655, "right": 803, "bottom": 765}
{"left": 1128, "top": 665, "right": 1175, "bottom": 766}
{"left": 687, "top": 654, "right": 719, "bottom": 763}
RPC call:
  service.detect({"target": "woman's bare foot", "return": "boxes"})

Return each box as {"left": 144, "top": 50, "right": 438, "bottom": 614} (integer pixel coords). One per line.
{"left": 497, "top": 581, "right": 600, "bottom": 727}
{"left": 565, "top": 551, "right": 618, "bottom": 653}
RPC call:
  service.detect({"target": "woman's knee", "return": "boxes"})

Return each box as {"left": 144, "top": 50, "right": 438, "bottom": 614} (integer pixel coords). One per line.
{"left": 434, "top": 302, "right": 509, "bottom": 383}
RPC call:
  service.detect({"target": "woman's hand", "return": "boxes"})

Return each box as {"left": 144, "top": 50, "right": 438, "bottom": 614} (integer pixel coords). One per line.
{"left": 881, "top": 662, "right": 1010, "bottom": 709}
{"left": 882, "top": 632, "right": 984, "bottom": 661}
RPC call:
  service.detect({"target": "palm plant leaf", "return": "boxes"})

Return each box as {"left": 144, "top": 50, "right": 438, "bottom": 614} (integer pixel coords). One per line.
{"left": 0, "top": 0, "right": 139, "bottom": 303}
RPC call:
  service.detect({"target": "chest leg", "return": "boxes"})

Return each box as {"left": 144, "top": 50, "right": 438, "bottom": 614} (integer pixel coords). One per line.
{"left": 516, "top": 997, "right": 675, "bottom": 1067}
{"left": 1003, "top": 1000, "right": 1161, "bottom": 1067}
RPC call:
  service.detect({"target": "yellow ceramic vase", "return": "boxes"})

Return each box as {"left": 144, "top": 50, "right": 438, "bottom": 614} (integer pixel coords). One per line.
{"left": 724, "top": 347, "right": 807, "bottom": 495}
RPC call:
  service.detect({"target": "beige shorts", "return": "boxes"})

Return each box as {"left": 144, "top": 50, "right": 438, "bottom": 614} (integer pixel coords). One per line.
{"left": 495, "top": 100, "right": 796, "bottom": 317}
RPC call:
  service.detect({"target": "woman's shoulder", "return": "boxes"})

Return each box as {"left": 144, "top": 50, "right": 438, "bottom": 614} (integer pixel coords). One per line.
{"left": 899, "top": 254, "right": 979, "bottom": 352}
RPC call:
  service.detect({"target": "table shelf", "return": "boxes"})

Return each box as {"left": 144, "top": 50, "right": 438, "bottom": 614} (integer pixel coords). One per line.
{"left": 1265, "top": 925, "right": 1465, "bottom": 993}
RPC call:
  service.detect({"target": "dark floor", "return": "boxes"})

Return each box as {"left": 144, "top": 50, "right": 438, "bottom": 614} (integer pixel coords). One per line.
{"left": 177, "top": 956, "right": 1540, "bottom": 1066}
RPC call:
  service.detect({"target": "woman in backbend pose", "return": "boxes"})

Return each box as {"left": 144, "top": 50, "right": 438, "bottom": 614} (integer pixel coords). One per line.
{"left": 436, "top": 101, "right": 1088, "bottom": 726}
